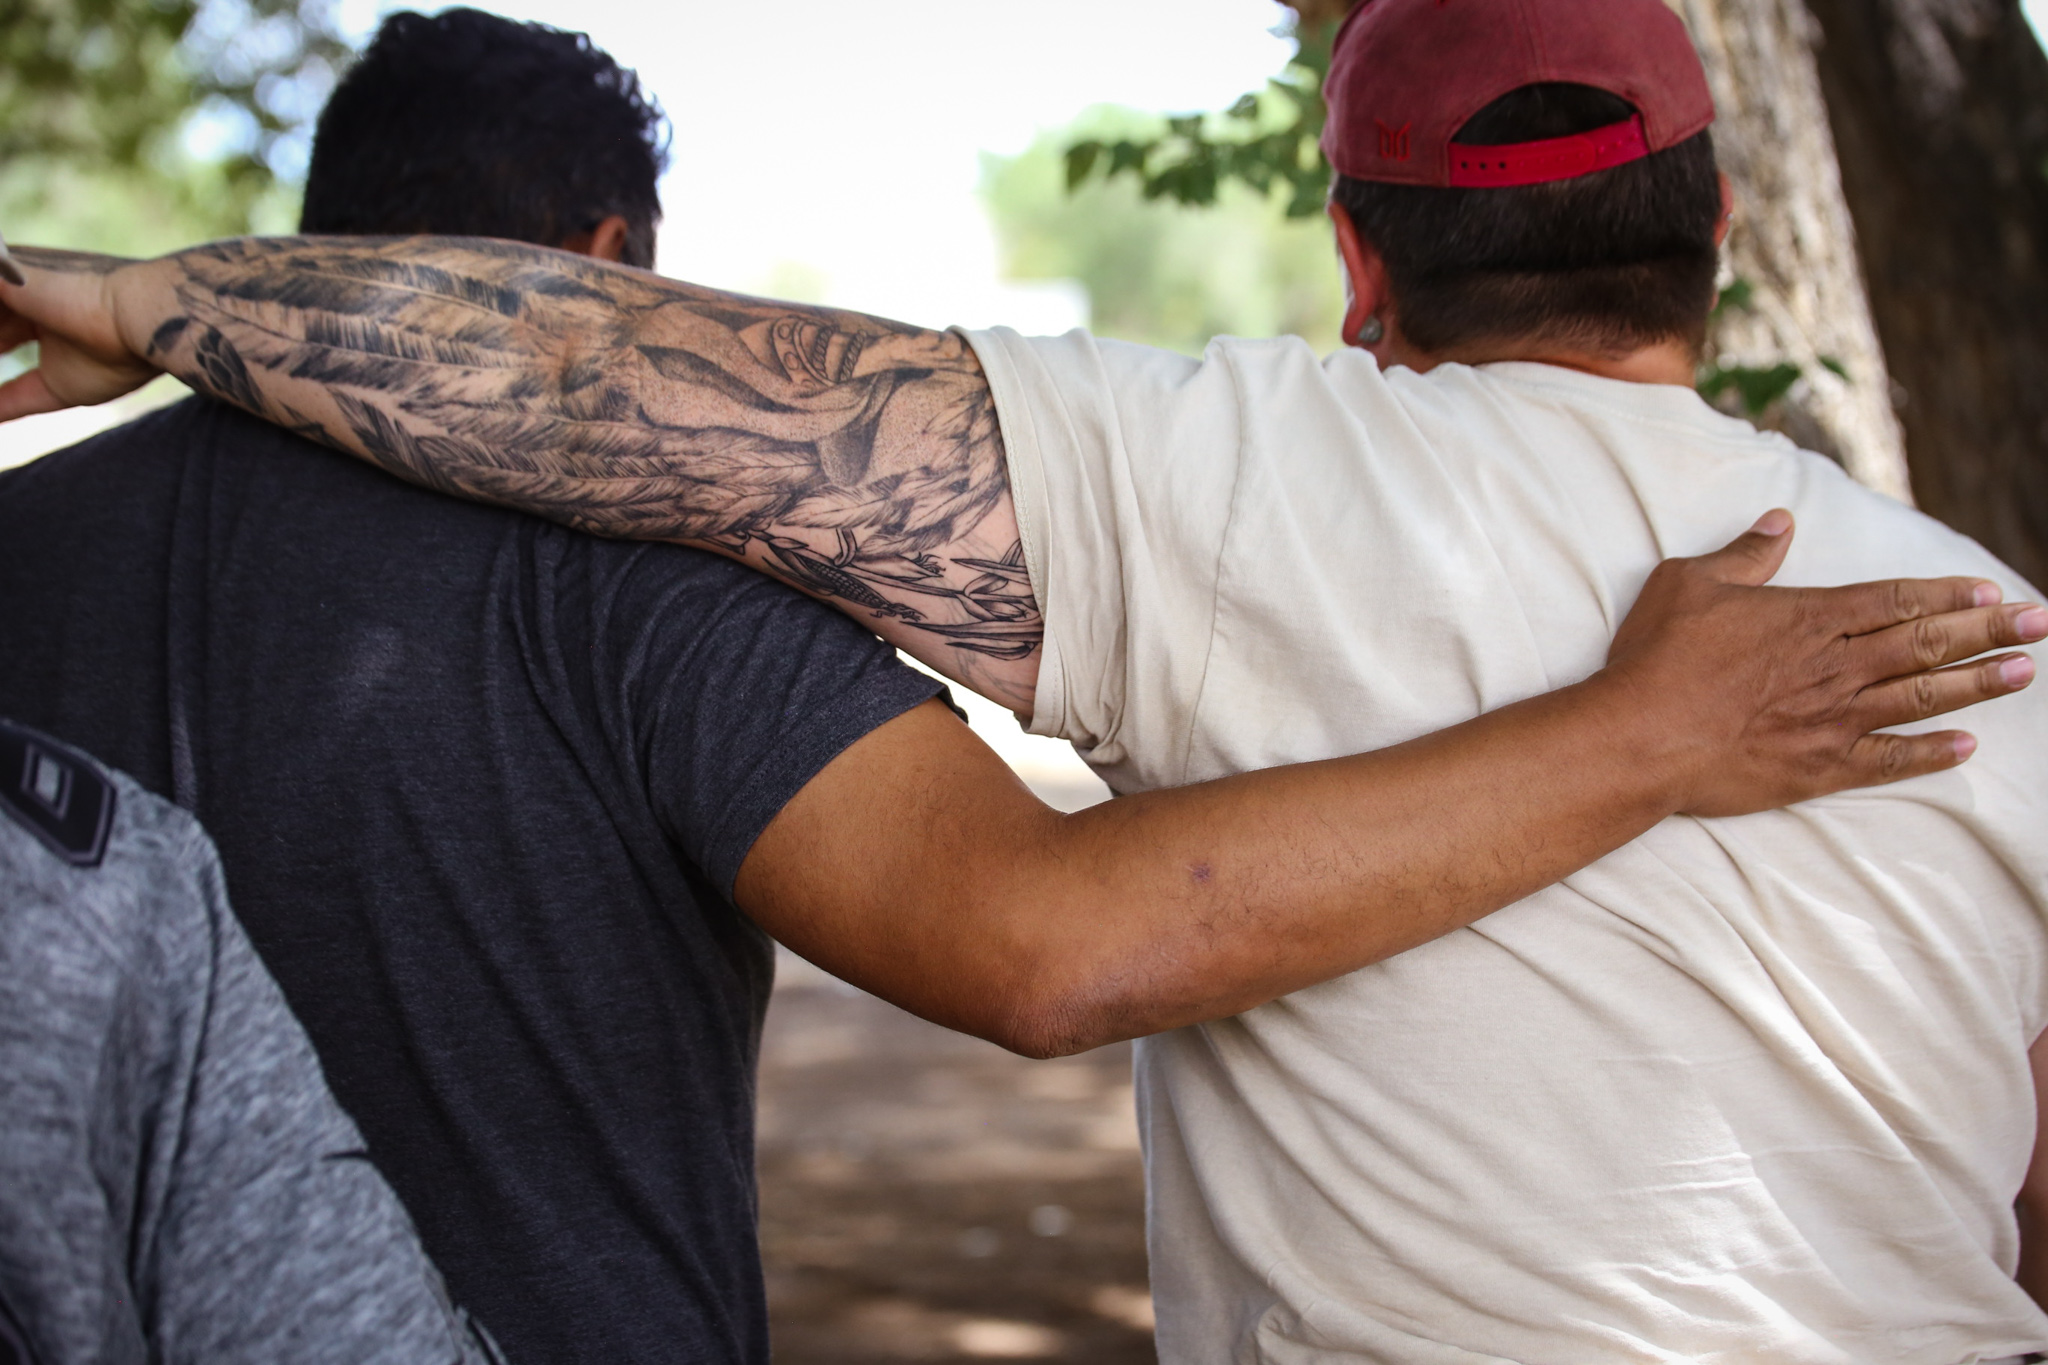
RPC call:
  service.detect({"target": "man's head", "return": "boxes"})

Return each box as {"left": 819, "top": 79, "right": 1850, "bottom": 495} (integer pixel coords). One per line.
{"left": 299, "top": 8, "right": 668, "bottom": 268}
{"left": 1319, "top": 0, "right": 1726, "bottom": 364}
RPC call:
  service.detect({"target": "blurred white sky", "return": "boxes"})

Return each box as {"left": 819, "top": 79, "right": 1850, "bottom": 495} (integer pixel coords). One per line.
{"left": 332, "top": 0, "right": 1302, "bottom": 331}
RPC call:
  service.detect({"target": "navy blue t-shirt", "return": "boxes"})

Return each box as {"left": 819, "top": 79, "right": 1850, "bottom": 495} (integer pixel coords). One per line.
{"left": 0, "top": 399, "right": 945, "bottom": 1364}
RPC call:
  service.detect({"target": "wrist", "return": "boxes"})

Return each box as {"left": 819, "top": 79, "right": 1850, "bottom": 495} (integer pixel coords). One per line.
{"left": 1575, "top": 659, "right": 1712, "bottom": 819}
{"left": 107, "top": 257, "right": 168, "bottom": 363}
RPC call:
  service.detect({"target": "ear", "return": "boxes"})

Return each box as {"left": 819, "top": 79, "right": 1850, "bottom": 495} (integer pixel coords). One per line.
{"left": 1326, "top": 200, "right": 1393, "bottom": 350}
{"left": 559, "top": 214, "right": 633, "bottom": 263}
{"left": 1714, "top": 173, "right": 1736, "bottom": 249}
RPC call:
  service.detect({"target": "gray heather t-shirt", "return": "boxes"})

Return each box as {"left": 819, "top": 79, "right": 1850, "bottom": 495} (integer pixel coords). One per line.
{"left": 0, "top": 716, "right": 492, "bottom": 1365}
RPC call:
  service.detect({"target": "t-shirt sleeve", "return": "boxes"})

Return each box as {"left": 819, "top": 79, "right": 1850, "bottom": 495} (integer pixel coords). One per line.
{"left": 570, "top": 543, "right": 949, "bottom": 897}
{"left": 962, "top": 328, "right": 1248, "bottom": 781}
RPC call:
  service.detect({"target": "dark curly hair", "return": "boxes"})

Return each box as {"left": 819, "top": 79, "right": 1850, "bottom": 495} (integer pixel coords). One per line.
{"left": 299, "top": 7, "right": 669, "bottom": 268}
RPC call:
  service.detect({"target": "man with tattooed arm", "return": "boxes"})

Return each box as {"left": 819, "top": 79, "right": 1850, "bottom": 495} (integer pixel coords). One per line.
{"left": 4, "top": 2, "right": 2048, "bottom": 1360}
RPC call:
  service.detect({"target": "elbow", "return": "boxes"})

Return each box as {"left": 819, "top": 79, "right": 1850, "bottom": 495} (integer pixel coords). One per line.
{"left": 983, "top": 1013, "right": 1107, "bottom": 1061}
{"left": 974, "top": 966, "right": 1134, "bottom": 1060}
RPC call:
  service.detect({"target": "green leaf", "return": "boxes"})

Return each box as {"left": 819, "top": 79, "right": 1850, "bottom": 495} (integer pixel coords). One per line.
{"left": 1698, "top": 361, "right": 1803, "bottom": 415}
{"left": 1064, "top": 141, "right": 1102, "bottom": 191}
{"left": 1058, "top": 16, "right": 1337, "bottom": 218}
{"left": 1712, "top": 277, "right": 1757, "bottom": 318}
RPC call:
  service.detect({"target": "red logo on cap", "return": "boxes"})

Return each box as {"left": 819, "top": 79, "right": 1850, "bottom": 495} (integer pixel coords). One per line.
{"left": 1376, "top": 120, "right": 1413, "bottom": 161}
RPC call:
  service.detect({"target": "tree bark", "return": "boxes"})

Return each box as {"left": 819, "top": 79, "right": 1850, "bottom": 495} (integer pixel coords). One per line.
{"left": 1671, "top": 0, "right": 1916, "bottom": 503}
{"left": 1801, "top": 0, "right": 2048, "bottom": 587}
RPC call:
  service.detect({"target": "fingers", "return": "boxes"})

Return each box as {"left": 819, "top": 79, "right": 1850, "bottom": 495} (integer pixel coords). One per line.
{"left": 1808, "top": 575, "right": 2004, "bottom": 638}
{"left": 0, "top": 369, "right": 71, "bottom": 423}
{"left": 1850, "top": 651, "right": 2036, "bottom": 731}
{"left": 1689, "top": 509, "right": 1795, "bottom": 587}
{"left": 1851, "top": 602, "right": 2048, "bottom": 680}
{"left": 1841, "top": 730, "right": 1978, "bottom": 789}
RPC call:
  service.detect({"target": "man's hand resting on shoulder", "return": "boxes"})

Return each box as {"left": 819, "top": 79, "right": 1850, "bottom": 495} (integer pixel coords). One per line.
{"left": 1603, "top": 506, "right": 2041, "bottom": 814}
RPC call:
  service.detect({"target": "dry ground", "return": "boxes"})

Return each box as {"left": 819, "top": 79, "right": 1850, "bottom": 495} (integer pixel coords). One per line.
{"left": 758, "top": 951, "right": 1156, "bottom": 1363}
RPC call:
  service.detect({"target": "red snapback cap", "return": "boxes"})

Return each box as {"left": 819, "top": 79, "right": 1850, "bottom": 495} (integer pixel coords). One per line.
{"left": 1320, "top": 0, "right": 1716, "bottom": 189}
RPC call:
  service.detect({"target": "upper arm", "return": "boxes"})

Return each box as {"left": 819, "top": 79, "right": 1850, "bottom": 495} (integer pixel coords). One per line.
{"left": 622, "top": 302, "right": 1043, "bottom": 712}
{"left": 674, "top": 320, "right": 1042, "bottom": 715}
{"left": 732, "top": 697, "right": 1063, "bottom": 1042}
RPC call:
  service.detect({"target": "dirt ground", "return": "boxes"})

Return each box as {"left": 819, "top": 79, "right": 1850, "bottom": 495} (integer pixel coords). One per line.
{"left": 757, "top": 949, "right": 1156, "bottom": 1363}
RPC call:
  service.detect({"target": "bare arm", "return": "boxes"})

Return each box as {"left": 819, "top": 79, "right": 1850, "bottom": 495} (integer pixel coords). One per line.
{"left": 0, "top": 239, "right": 1042, "bottom": 709}
{"left": 741, "top": 519, "right": 2037, "bottom": 1054}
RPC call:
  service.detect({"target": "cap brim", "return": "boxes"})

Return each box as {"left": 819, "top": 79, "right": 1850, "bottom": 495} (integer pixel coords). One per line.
{"left": 0, "top": 235, "right": 23, "bottom": 288}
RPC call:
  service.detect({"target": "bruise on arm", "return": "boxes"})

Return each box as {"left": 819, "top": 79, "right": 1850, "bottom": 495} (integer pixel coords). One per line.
{"left": 137, "top": 236, "right": 1042, "bottom": 711}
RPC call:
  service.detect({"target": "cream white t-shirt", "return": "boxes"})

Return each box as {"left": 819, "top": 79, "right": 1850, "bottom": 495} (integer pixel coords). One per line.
{"left": 966, "top": 327, "right": 2048, "bottom": 1365}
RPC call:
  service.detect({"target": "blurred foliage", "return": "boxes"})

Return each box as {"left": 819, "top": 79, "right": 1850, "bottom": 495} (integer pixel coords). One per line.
{"left": 1697, "top": 359, "right": 1803, "bottom": 414}
{"left": 0, "top": 0, "right": 349, "bottom": 251}
{"left": 1697, "top": 278, "right": 1848, "bottom": 417}
{"left": 1063, "top": 16, "right": 1338, "bottom": 220}
{"left": 985, "top": 107, "right": 1343, "bottom": 357}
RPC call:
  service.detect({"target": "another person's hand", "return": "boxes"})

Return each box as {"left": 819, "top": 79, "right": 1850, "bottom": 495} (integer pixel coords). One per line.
{"left": 0, "top": 247, "right": 159, "bottom": 421}
{"left": 1606, "top": 509, "right": 2043, "bottom": 816}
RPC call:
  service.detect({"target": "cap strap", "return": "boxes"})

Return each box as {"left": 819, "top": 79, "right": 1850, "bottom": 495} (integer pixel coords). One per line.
{"left": 1447, "top": 114, "right": 1650, "bottom": 189}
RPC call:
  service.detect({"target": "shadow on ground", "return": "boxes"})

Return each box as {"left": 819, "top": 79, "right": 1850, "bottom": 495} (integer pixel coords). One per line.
{"left": 758, "top": 950, "right": 1156, "bottom": 1362}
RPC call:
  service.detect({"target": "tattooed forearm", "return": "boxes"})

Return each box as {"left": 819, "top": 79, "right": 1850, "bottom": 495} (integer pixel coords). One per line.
{"left": 133, "top": 236, "right": 1041, "bottom": 709}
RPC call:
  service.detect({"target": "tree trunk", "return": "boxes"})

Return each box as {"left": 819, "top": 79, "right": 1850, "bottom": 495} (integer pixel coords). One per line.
{"left": 1671, "top": 0, "right": 1917, "bottom": 503}
{"left": 1801, "top": 0, "right": 2048, "bottom": 587}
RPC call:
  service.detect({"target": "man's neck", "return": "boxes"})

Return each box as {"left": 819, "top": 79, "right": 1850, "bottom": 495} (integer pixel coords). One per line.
{"left": 1379, "top": 334, "right": 1700, "bottom": 388}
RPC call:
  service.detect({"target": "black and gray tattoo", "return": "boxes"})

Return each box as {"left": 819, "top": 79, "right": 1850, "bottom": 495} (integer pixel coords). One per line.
{"left": 138, "top": 236, "right": 1041, "bottom": 706}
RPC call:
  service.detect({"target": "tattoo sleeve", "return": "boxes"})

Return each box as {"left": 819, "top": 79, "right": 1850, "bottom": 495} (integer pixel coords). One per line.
{"left": 139, "top": 236, "right": 1041, "bottom": 711}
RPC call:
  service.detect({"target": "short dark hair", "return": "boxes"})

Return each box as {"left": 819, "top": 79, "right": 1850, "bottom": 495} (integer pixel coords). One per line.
{"left": 1330, "top": 84, "right": 1722, "bottom": 355}
{"left": 299, "top": 8, "right": 669, "bottom": 268}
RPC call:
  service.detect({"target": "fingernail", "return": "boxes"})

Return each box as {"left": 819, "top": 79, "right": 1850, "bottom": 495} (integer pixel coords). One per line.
{"left": 2000, "top": 655, "right": 2035, "bottom": 688}
{"left": 2015, "top": 606, "right": 2048, "bottom": 641}
{"left": 1748, "top": 509, "right": 1792, "bottom": 536}
{"left": 1974, "top": 582, "right": 2005, "bottom": 608}
{"left": 1953, "top": 733, "right": 1978, "bottom": 761}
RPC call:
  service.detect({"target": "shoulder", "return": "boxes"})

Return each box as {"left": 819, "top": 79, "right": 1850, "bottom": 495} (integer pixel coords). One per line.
{"left": 0, "top": 717, "right": 217, "bottom": 902}
{"left": 557, "top": 533, "right": 909, "bottom": 666}
{"left": 0, "top": 397, "right": 204, "bottom": 498}
{"left": 963, "top": 326, "right": 1329, "bottom": 401}
{"left": 0, "top": 717, "right": 117, "bottom": 869}
{"left": 0, "top": 396, "right": 300, "bottom": 517}
{"left": 0, "top": 718, "right": 229, "bottom": 989}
